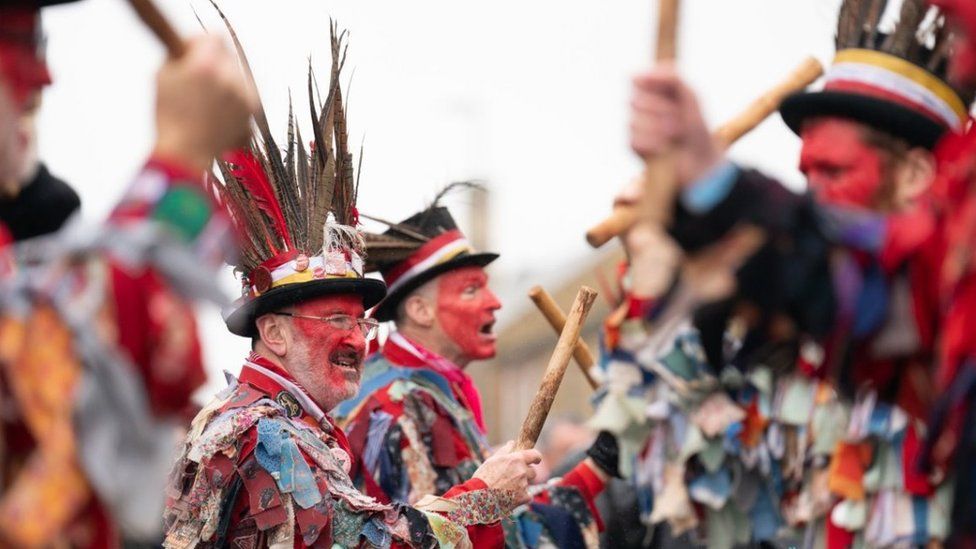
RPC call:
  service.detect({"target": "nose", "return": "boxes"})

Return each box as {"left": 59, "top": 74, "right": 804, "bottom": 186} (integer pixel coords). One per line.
{"left": 485, "top": 287, "right": 502, "bottom": 311}
{"left": 342, "top": 327, "right": 367, "bottom": 354}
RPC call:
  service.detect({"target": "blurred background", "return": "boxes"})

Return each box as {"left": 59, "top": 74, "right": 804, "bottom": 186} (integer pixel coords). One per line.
{"left": 39, "top": 0, "right": 839, "bottom": 442}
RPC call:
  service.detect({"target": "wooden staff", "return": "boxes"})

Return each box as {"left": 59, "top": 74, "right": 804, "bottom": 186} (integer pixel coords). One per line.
{"left": 515, "top": 286, "right": 596, "bottom": 450}
{"left": 528, "top": 286, "right": 600, "bottom": 390}
{"left": 126, "top": 0, "right": 187, "bottom": 57}
{"left": 585, "top": 55, "right": 824, "bottom": 248}
{"left": 515, "top": 286, "right": 598, "bottom": 450}
{"left": 638, "top": 0, "right": 681, "bottom": 229}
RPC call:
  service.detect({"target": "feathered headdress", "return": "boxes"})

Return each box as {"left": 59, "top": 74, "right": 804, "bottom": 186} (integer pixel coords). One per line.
{"left": 781, "top": 0, "right": 976, "bottom": 149}
{"left": 360, "top": 182, "right": 498, "bottom": 322}
{"left": 208, "top": 9, "right": 385, "bottom": 337}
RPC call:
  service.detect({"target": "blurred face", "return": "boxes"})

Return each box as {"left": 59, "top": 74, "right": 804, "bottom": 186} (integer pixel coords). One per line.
{"left": 799, "top": 118, "right": 890, "bottom": 210}
{"left": 0, "top": 9, "right": 48, "bottom": 191}
{"left": 436, "top": 266, "right": 501, "bottom": 363}
{"left": 0, "top": 74, "right": 20, "bottom": 188}
{"left": 283, "top": 294, "right": 367, "bottom": 411}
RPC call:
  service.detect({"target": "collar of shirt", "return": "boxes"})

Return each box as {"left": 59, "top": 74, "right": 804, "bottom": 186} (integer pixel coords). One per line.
{"left": 383, "top": 332, "right": 486, "bottom": 432}
{"left": 238, "top": 352, "right": 349, "bottom": 449}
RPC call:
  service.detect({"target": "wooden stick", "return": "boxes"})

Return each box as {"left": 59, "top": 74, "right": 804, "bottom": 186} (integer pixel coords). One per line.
{"left": 655, "top": 0, "right": 680, "bottom": 61}
{"left": 528, "top": 286, "right": 600, "bottom": 390}
{"left": 638, "top": 0, "right": 681, "bottom": 230}
{"left": 711, "top": 56, "right": 824, "bottom": 146}
{"left": 585, "top": 55, "right": 824, "bottom": 248}
{"left": 515, "top": 287, "right": 599, "bottom": 450}
{"left": 126, "top": 0, "right": 186, "bottom": 58}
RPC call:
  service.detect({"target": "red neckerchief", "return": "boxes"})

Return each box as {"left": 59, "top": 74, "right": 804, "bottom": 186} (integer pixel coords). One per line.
{"left": 382, "top": 332, "right": 486, "bottom": 432}
{"left": 238, "top": 352, "right": 351, "bottom": 453}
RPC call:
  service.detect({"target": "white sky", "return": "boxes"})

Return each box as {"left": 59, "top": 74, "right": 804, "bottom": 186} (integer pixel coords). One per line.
{"left": 38, "top": 0, "right": 839, "bottom": 399}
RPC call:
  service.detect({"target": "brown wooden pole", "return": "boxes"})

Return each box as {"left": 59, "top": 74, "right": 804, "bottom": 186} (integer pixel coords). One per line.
{"left": 711, "top": 56, "right": 823, "bottom": 146}
{"left": 515, "top": 286, "right": 599, "bottom": 450}
{"left": 585, "top": 55, "right": 824, "bottom": 248}
{"left": 638, "top": 0, "right": 681, "bottom": 229}
{"left": 528, "top": 286, "right": 600, "bottom": 390}
{"left": 126, "top": 0, "right": 186, "bottom": 58}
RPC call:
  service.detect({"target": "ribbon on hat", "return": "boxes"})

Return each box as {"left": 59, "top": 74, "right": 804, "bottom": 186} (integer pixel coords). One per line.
{"left": 824, "top": 48, "right": 968, "bottom": 131}
{"left": 245, "top": 250, "right": 365, "bottom": 297}
{"left": 384, "top": 229, "right": 474, "bottom": 294}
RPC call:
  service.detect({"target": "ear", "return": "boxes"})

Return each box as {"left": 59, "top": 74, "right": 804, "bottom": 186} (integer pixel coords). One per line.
{"left": 892, "top": 147, "right": 936, "bottom": 208}
{"left": 255, "top": 313, "right": 291, "bottom": 358}
{"left": 402, "top": 293, "right": 436, "bottom": 329}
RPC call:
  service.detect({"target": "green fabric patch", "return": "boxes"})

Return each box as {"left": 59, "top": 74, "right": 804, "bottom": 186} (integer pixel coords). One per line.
{"left": 152, "top": 186, "right": 212, "bottom": 243}
{"left": 330, "top": 500, "right": 366, "bottom": 547}
{"left": 660, "top": 345, "right": 697, "bottom": 380}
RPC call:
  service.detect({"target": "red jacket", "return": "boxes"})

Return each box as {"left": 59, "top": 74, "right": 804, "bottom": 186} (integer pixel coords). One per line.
{"left": 165, "top": 353, "right": 525, "bottom": 548}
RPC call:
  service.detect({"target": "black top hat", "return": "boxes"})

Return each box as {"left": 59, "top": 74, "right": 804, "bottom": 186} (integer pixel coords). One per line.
{"left": 365, "top": 203, "right": 498, "bottom": 322}
{"left": 214, "top": 23, "right": 387, "bottom": 337}
{"left": 779, "top": 0, "right": 975, "bottom": 150}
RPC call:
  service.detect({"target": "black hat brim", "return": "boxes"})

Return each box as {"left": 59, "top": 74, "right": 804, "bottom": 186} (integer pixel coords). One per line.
{"left": 225, "top": 277, "right": 388, "bottom": 338}
{"left": 371, "top": 252, "right": 499, "bottom": 322}
{"left": 779, "top": 90, "right": 948, "bottom": 150}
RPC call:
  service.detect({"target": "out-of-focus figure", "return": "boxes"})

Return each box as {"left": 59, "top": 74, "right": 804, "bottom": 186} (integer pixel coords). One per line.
{"left": 0, "top": 91, "right": 80, "bottom": 242}
{"left": 337, "top": 193, "right": 619, "bottom": 548}
{"left": 594, "top": 0, "right": 975, "bottom": 547}
{"left": 0, "top": 1, "right": 257, "bottom": 546}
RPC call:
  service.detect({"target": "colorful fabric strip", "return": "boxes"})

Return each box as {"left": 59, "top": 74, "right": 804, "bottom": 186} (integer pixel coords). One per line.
{"left": 250, "top": 251, "right": 365, "bottom": 297}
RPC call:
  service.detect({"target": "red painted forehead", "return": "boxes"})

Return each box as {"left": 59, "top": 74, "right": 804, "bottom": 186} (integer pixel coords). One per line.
{"left": 290, "top": 294, "right": 366, "bottom": 317}
{"left": 798, "top": 117, "right": 889, "bottom": 209}
{"left": 798, "top": 118, "right": 867, "bottom": 166}
{"left": 799, "top": 118, "right": 877, "bottom": 175}
{"left": 438, "top": 266, "right": 488, "bottom": 285}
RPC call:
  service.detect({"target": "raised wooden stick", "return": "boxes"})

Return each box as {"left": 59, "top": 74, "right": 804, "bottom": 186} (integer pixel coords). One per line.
{"left": 126, "top": 0, "right": 186, "bottom": 57}
{"left": 515, "top": 287, "right": 598, "bottom": 450}
{"left": 585, "top": 55, "right": 824, "bottom": 248}
{"left": 528, "top": 286, "right": 600, "bottom": 390}
{"left": 638, "top": 0, "right": 681, "bottom": 229}
{"left": 712, "top": 56, "right": 824, "bottom": 145}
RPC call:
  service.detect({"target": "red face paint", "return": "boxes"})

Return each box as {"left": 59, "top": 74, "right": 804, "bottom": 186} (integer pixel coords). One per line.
{"left": 799, "top": 118, "right": 889, "bottom": 209}
{"left": 285, "top": 294, "right": 367, "bottom": 410}
{"left": 0, "top": 8, "right": 51, "bottom": 108}
{"left": 435, "top": 266, "right": 501, "bottom": 363}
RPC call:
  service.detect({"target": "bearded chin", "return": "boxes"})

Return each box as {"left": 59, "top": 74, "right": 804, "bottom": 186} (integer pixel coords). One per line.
{"left": 287, "top": 341, "right": 358, "bottom": 412}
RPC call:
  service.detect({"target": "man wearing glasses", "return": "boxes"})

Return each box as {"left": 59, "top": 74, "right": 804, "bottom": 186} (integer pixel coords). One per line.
{"left": 163, "top": 31, "right": 549, "bottom": 545}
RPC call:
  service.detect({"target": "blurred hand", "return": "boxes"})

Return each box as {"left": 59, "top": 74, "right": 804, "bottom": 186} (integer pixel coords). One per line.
{"left": 630, "top": 63, "right": 722, "bottom": 188}
{"left": 152, "top": 36, "right": 258, "bottom": 173}
{"left": 613, "top": 177, "right": 681, "bottom": 298}
{"left": 472, "top": 441, "right": 542, "bottom": 507}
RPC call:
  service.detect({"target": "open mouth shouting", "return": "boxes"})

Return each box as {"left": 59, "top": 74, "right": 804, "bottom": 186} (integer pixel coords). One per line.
{"left": 330, "top": 346, "right": 364, "bottom": 378}
{"left": 479, "top": 318, "right": 497, "bottom": 342}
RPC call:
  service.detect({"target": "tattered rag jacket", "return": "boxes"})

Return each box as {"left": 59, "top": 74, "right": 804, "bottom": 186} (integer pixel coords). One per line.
{"left": 336, "top": 333, "right": 607, "bottom": 549}
{"left": 164, "top": 353, "right": 522, "bottom": 548}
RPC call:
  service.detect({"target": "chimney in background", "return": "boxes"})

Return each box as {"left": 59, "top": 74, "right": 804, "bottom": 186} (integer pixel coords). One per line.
{"left": 468, "top": 184, "right": 490, "bottom": 252}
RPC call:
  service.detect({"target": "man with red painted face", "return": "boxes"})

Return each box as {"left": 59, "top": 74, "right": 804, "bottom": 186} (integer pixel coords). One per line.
{"left": 164, "top": 32, "right": 549, "bottom": 548}
{"left": 596, "top": 0, "right": 976, "bottom": 546}
{"left": 0, "top": 1, "right": 257, "bottom": 546}
{"left": 334, "top": 192, "right": 618, "bottom": 548}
